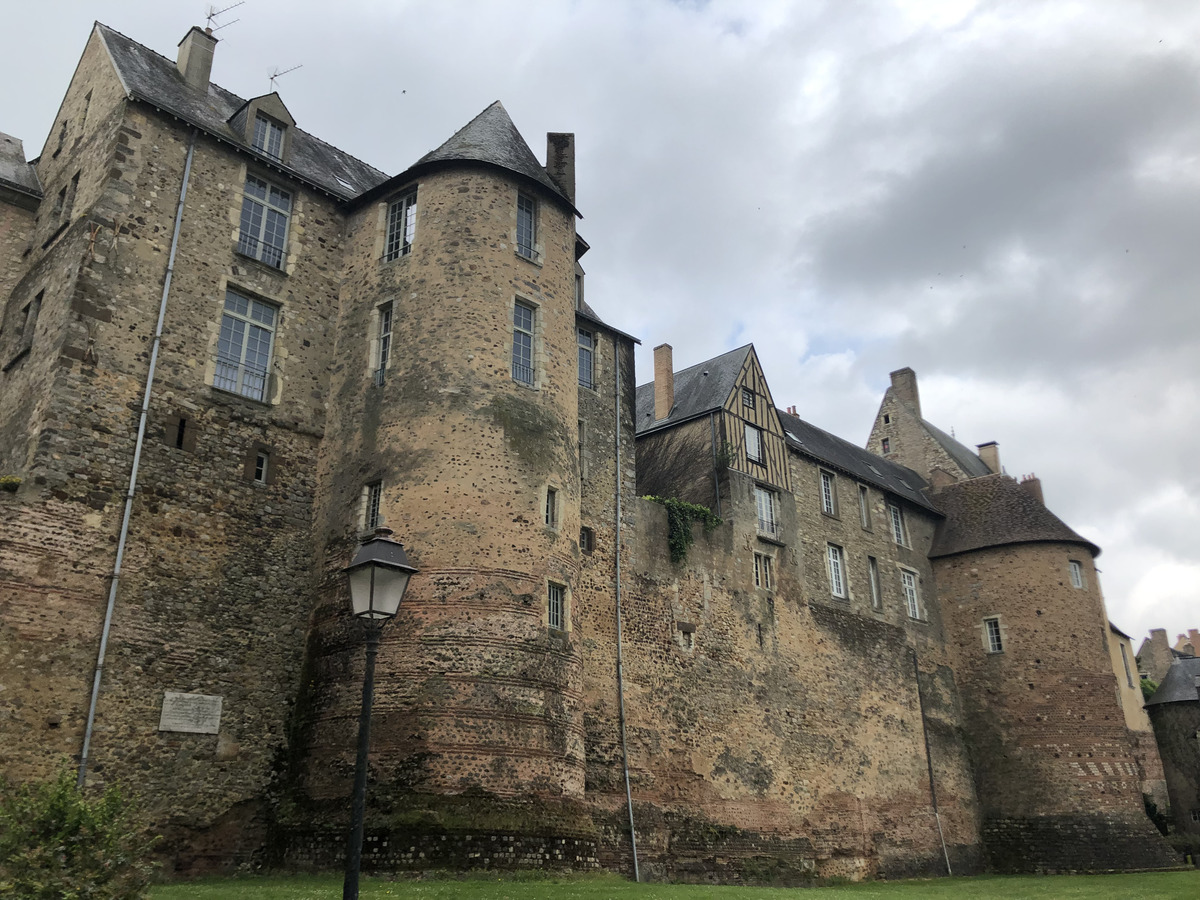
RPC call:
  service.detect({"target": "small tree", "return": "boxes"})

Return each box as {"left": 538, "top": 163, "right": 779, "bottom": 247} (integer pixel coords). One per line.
{"left": 0, "top": 769, "right": 158, "bottom": 899}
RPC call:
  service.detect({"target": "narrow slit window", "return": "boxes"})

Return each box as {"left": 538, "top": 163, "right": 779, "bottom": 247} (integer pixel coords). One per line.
{"left": 363, "top": 481, "right": 383, "bottom": 532}
{"left": 579, "top": 526, "right": 594, "bottom": 554}
{"left": 517, "top": 193, "right": 536, "bottom": 259}
{"left": 512, "top": 300, "right": 535, "bottom": 385}
{"left": 577, "top": 328, "right": 594, "bottom": 389}
{"left": 859, "top": 485, "right": 871, "bottom": 529}
{"left": 375, "top": 302, "right": 393, "bottom": 385}
{"left": 1069, "top": 560, "right": 1084, "bottom": 589}
{"left": 827, "top": 544, "right": 846, "bottom": 598}
{"left": 868, "top": 556, "right": 881, "bottom": 609}
{"left": 548, "top": 582, "right": 566, "bottom": 630}
{"left": 820, "top": 471, "right": 836, "bottom": 515}
{"left": 545, "top": 487, "right": 558, "bottom": 528}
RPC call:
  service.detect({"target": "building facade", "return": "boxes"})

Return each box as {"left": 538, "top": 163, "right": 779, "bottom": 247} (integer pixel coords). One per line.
{"left": 0, "top": 22, "right": 1180, "bottom": 880}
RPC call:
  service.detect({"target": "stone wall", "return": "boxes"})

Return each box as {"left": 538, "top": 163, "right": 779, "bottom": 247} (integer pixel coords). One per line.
{"left": 1148, "top": 700, "right": 1200, "bottom": 836}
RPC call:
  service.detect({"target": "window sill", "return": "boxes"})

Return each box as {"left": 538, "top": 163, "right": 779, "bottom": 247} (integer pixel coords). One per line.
{"left": 380, "top": 250, "right": 412, "bottom": 265}
{"left": 515, "top": 250, "right": 542, "bottom": 267}
{"left": 821, "top": 511, "right": 839, "bottom": 520}
{"left": 210, "top": 384, "right": 274, "bottom": 408}
{"left": 234, "top": 248, "right": 289, "bottom": 276}
{"left": 756, "top": 533, "right": 785, "bottom": 547}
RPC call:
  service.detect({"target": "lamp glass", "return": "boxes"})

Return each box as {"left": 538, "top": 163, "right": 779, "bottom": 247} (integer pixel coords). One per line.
{"left": 348, "top": 563, "right": 410, "bottom": 619}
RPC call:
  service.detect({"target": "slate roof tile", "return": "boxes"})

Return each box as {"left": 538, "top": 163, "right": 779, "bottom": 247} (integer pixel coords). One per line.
{"left": 1145, "top": 656, "right": 1200, "bottom": 706}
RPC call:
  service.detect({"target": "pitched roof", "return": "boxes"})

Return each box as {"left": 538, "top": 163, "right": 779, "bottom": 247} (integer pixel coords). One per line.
{"left": 0, "top": 132, "right": 41, "bottom": 199}
{"left": 366, "top": 101, "right": 576, "bottom": 214}
{"left": 1109, "top": 622, "right": 1133, "bottom": 641}
{"left": 777, "top": 410, "right": 940, "bottom": 514}
{"left": 96, "top": 24, "right": 388, "bottom": 200}
{"left": 1145, "top": 656, "right": 1200, "bottom": 706}
{"left": 635, "top": 345, "right": 751, "bottom": 435}
{"left": 920, "top": 418, "right": 993, "bottom": 478}
{"left": 929, "top": 474, "right": 1100, "bottom": 558}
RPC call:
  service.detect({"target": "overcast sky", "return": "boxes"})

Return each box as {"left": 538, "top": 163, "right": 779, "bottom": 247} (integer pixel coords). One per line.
{"left": 3, "top": 1, "right": 1197, "bottom": 649}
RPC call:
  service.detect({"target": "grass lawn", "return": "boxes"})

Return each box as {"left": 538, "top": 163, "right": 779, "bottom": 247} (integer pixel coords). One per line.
{"left": 150, "top": 869, "right": 1200, "bottom": 899}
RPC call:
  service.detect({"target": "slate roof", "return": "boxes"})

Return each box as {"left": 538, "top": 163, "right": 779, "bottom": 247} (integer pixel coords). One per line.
{"left": 96, "top": 24, "right": 388, "bottom": 200}
{"left": 921, "top": 418, "right": 993, "bottom": 478}
{"left": 635, "top": 345, "right": 751, "bottom": 436}
{"left": 384, "top": 101, "right": 576, "bottom": 214}
{"left": 929, "top": 474, "right": 1100, "bottom": 558}
{"left": 1109, "top": 622, "right": 1133, "bottom": 641}
{"left": 0, "top": 132, "right": 41, "bottom": 198}
{"left": 777, "top": 410, "right": 939, "bottom": 514}
{"left": 1145, "top": 656, "right": 1200, "bottom": 706}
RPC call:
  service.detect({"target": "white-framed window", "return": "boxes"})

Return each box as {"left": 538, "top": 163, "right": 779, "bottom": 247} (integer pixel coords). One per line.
{"left": 1069, "top": 560, "right": 1085, "bottom": 589}
{"left": 859, "top": 485, "right": 871, "bottom": 529}
{"left": 820, "top": 470, "right": 837, "bottom": 516}
{"left": 578, "top": 328, "right": 594, "bottom": 389}
{"left": 1119, "top": 642, "right": 1134, "bottom": 687}
{"left": 984, "top": 616, "right": 1003, "bottom": 653}
{"left": 517, "top": 193, "right": 537, "bottom": 259}
{"left": 548, "top": 582, "right": 567, "bottom": 631}
{"left": 386, "top": 189, "right": 417, "bottom": 261}
{"left": 252, "top": 113, "right": 285, "bottom": 161}
{"left": 579, "top": 526, "right": 594, "bottom": 554}
{"left": 254, "top": 451, "right": 269, "bottom": 484}
{"left": 868, "top": 556, "right": 881, "bottom": 609}
{"left": 745, "top": 425, "right": 764, "bottom": 464}
{"left": 901, "top": 569, "right": 922, "bottom": 620}
{"left": 742, "top": 388, "right": 755, "bottom": 410}
{"left": 754, "top": 486, "right": 778, "bottom": 537}
{"left": 754, "top": 552, "right": 774, "bottom": 590}
{"left": 889, "top": 503, "right": 907, "bottom": 546}
{"left": 545, "top": 487, "right": 558, "bottom": 528}
{"left": 827, "top": 544, "right": 846, "bottom": 598}
{"left": 374, "top": 303, "right": 393, "bottom": 388}
{"left": 238, "top": 174, "right": 291, "bottom": 269}
{"left": 362, "top": 481, "right": 383, "bottom": 533}
{"left": 512, "top": 300, "right": 535, "bottom": 385}
{"left": 214, "top": 289, "right": 277, "bottom": 402}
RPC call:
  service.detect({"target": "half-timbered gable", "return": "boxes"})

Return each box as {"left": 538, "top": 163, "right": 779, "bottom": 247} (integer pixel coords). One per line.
{"left": 719, "top": 345, "right": 790, "bottom": 491}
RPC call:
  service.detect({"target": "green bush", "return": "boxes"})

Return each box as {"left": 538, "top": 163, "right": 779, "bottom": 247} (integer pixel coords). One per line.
{"left": 0, "top": 768, "right": 158, "bottom": 899}
{"left": 1141, "top": 677, "right": 1159, "bottom": 701}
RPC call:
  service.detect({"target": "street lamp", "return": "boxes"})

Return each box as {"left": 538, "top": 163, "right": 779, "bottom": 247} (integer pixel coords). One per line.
{"left": 342, "top": 528, "right": 417, "bottom": 900}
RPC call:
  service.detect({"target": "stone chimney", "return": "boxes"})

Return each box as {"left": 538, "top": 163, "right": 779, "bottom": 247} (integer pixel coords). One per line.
{"left": 889, "top": 368, "right": 920, "bottom": 417}
{"left": 177, "top": 26, "right": 217, "bottom": 92}
{"left": 1190, "top": 629, "right": 1200, "bottom": 653}
{"left": 978, "top": 441, "right": 1000, "bottom": 474}
{"left": 654, "top": 343, "right": 674, "bottom": 421}
{"left": 546, "top": 133, "right": 575, "bottom": 205}
{"left": 1177, "top": 633, "right": 1198, "bottom": 656}
{"left": 1020, "top": 473, "right": 1043, "bottom": 504}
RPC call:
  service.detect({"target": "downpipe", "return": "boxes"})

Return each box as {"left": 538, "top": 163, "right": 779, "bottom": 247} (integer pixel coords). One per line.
{"left": 912, "top": 648, "right": 952, "bottom": 875}
{"left": 77, "top": 128, "right": 197, "bottom": 788}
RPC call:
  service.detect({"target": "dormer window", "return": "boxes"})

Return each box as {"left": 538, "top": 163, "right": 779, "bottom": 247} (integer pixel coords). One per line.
{"left": 253, "top": 114, "right": 285, "bottom": 161}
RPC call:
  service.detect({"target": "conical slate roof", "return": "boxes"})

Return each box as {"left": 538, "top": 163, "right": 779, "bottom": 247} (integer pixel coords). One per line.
{"left": 389, "top": 101, "right": 575, "bottom": 213}
{"left": 1145, "top": 656, "right": 1200, "bottom": 706}
{"left": 929, "top": 473, "right": 1099, "bottom": 558}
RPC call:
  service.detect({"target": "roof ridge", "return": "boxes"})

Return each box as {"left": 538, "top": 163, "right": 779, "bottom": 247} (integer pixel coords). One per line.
{"left": 635, "top": 343, "right": 752, "bottom": 390}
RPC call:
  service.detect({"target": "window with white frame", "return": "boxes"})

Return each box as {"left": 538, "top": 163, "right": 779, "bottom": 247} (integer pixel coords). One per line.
{"left": 578, "top": 328, "right": 594, "bottom": 389}
{"left": 512, "top": 300, "right": 535, "bottom": 385}
{"left": 754, "top": 552, "right": 774, "bottom": 590}
{"left": 374, "top": 302, "right": 393, "bottom": 385}
{"left": 742, "top": 388, "right": 756, "bottom": 410}
{"left": 214, "top": 289, "right": 277, "bottom": 402}
{"left": 868, "top": 556, "right": 881, "bottom": 609}
{"left": 362, "top": 481, "right": 383, "bottom": 533}
{"left": 548, "top": 582, "right": 566, "bottom": 630}
{"left": 238, "top": 174, "right": 291, "bottom": 269}
{"left": 745, "top": 424, "right": 764, "bottom": 464}
{"left": 984, "top": 616, "right": 1003, "bottom": 653}
{"left": 386, "top": 189, "right": 417, "bottom": 260}
{"left": 827, "top": 544, "right": 846, "bottom": 598}
{"left": 901, "top": 569, "right": 922, "bottom": 619}
{"left": 579, "top": 526, "right": 594, "bottom": 554}
{"left": 820, "top": 470, "right": 837, "bottom": 516}
{"left": 754, "top": 486, "right": 778, "bottom": 537}
{"left": 517, "top": 193, "right": 537, "bottom": 259}
{"left": 545, "top": 487, "right": 558, "bottom": 529}
{"left": 1069, "top": 560, "right": 1084, "bottom": 589}
{"left": 859, "top": 485, "right": 871, "bottom": 529}
{"left": 252, "top": 114, "right": 285, "bottom": 161}
{"left": 889, "top": 503, "right": 907, "bottom": 546}
{"left": 254, "top": 451, "right": 269, "bottom": 484}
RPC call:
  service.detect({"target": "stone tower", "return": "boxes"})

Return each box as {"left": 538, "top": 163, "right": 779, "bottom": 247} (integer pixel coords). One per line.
{"left": 290, "top": 104, "right": 594, "bottom": 840}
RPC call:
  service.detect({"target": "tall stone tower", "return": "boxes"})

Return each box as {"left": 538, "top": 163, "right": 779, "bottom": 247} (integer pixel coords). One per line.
{"left": 290, "top": 104, "right": 593, "bottom": 842}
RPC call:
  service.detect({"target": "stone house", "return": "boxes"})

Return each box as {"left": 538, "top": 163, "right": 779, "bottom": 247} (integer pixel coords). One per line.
{"left": 0, "top": 21, "right": 1181, "bottom": 881}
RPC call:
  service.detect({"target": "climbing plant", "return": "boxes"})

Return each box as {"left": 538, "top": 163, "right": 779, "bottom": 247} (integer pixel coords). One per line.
{"left": 644, "top": 495, "right": 722, "bottom": 564}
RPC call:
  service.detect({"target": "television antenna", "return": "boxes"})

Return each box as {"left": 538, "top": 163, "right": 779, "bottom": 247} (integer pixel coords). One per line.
{"left": 269, "top": 64, "right": 303, "bottom": 91}
{"left": 206, "top": 2, "right": 245, "bottom": 33}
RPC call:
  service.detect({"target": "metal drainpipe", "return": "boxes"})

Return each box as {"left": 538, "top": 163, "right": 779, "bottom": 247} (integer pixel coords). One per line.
{"left": 613, "top": 334, "right": 640, "bottom": 881}
{"left": 912, "top": 648, "right": 952, "bottom": 875}
{"left": 77, "top": 128, "right": 197, "bottom": 789}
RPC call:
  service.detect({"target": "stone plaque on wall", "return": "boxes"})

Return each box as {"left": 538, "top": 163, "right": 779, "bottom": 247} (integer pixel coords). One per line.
{"left": 158, "top": 692, "right": 222, "bottom": 734}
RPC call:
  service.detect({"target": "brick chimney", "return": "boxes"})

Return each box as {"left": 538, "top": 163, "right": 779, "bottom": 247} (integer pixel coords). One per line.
{"left": 889, "top": 368, "right": 920, "bottom": 417}
{"left": 978, "top": 441, "right": 1000, "bottom": 474}
{"left": 546, "top": 133, "right": 575, "bottom": 205}
{"left": 1189, "top": 628, "right": 1200, "bottom": 653}
{"left": 1020, "top": 473, "right": 1043, "bottom": 504}
{"left": 177, "top": 26, "right": 217, "bottom": 91}
{"left": 654, "top": 343, "right": 674, "bottom": 421}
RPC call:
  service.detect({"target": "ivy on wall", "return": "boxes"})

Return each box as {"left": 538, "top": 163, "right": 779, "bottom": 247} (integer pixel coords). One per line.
{"left": 644, "top": 495, "right": 721, "bottom": 564}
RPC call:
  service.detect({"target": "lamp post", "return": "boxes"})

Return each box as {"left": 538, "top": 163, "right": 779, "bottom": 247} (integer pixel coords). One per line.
{"left": 342, "top": 528, "right": 417, "bottom": 900}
